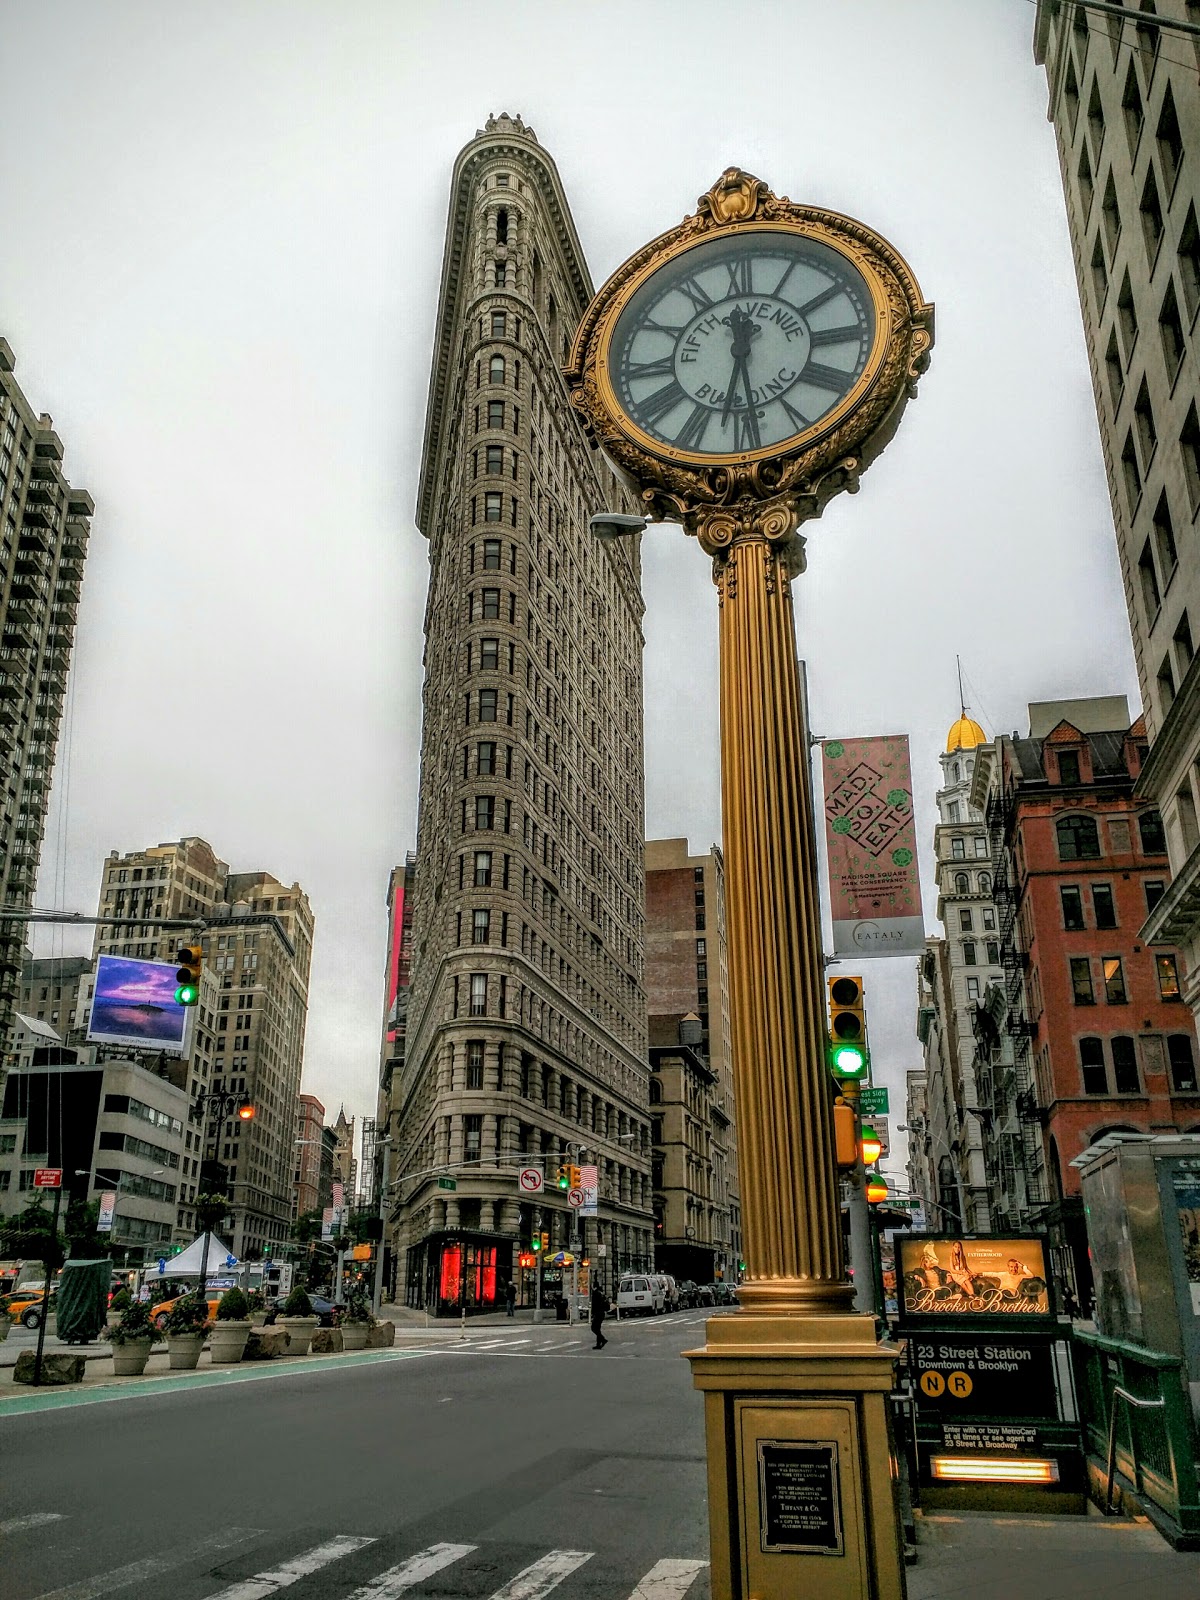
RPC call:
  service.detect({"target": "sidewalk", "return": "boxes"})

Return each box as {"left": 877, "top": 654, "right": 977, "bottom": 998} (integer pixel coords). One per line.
{"left": 908, "top": 1508, "right": 1200, "bottom": 1599}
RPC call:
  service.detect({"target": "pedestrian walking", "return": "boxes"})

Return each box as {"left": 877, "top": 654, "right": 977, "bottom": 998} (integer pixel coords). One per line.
{"left": 505, "top": 1279, "right": 516, "bottom": 1317}
{"left": 590, "top": 1281, "right": 608, "bottom": 1350}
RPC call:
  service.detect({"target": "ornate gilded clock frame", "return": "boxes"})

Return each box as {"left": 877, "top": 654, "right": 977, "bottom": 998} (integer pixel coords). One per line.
{"left": 565, "top": 168, "right": 934, "bottom": 572}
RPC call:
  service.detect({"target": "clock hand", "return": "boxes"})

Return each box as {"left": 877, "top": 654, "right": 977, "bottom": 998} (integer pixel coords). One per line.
{"left": 722, "top": 354, "right": 745, "bottom": 427}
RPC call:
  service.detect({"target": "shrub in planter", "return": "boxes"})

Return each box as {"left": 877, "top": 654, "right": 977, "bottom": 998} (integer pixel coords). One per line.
{"left": 209, "top": 1286, "right": 252, "bottom": 1365}
{"left": 340, "top": 1287, "right": 372, "bottom": 1350}
{"left": 281, "top": 1286, "right": 313, "bottom": 1317}
{"left": 163, "top": 1291, "right": 210, "bottom": 1370}
{"left": 109, "top": 1299, "right": 163, "bottom": 1376}
{"left": 278, "top": 1284, "right": 318, "bottom": 1356}
{"left": 106, "top": 1286, "right": 131, "bottom": 1329}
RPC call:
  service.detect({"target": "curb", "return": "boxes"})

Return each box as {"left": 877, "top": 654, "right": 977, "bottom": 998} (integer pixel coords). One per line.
{"left": 0, "top": 1346, "right": 431, "bottom": 1419}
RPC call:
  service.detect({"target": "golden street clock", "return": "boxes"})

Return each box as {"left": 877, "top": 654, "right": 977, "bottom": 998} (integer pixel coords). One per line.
{"left": 566, "top": 169, "right": 933, "bottom": 536}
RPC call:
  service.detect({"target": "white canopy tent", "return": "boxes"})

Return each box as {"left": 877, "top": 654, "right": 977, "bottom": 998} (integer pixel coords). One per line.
{"left": 158, "top": 1231, "right": 235, "bottom": 1277}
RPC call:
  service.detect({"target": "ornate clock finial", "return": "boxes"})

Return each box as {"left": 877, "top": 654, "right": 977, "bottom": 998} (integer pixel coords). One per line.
{"left": 698, "top": 168, "right": 766, "bottom": 225}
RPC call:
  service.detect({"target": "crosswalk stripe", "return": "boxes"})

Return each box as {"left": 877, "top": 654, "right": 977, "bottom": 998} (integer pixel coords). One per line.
{"left": 343, "top": 1542, "right": 476, "bottom": 1598}
{"left": 487, "top": 1549, "right": 593, "bottom": 1600}
{"left": 31, "top": 1527, "right": 262, "bottom": 1600}
{"left": 207, "top": 1534, "right": 376, "bottom": 1599}
{"left": 626, "top": 1558, "right": 709, "bottom": 1599}
{"left": 1, "top": 1513, "right": 65, "bottom": 1535}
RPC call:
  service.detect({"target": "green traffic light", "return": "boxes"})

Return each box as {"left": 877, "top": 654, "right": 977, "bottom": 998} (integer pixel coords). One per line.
{"left": 175, "top": 982, "right": 199, "bottom": 1007}
{"left": 830, "top": 1042, "right": 868, "bottom": 1078}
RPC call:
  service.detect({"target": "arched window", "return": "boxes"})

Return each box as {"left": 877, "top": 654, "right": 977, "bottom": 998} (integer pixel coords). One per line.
{"left": 1139, "top": 809, "right": 1166, "bottom": 854}
{"left": 954, "top": 872, "right": 969, "bottom": 894}
{"left": 952, "top": 761, "right": 961, "bottom": 783}
{"left": 495, "top": 207, "right": 508, "bottom": 244}
{"left": 489, "top": 355, "right": 505, "bottom": 384}
{"left": 1056, "top": 814, "right": 1100, "bottom": 861}
{"left": 648, "top": 1079, "right": 662, "bottom": 1104}
{"left": 977, "top": 871, "right": 991, "bottom": 894}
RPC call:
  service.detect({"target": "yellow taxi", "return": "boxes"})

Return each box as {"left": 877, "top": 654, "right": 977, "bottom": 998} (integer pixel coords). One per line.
{"left": 148, "top": 1293, "right": 221, "bottom": 1331}
{"left": 2, "top": 1288, "right": 56, "bottom": 1329}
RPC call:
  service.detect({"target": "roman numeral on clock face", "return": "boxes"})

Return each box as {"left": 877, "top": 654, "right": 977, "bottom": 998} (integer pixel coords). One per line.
{"left": 725, "top": 258, "right": 753, "bottom": 295}
{"left": 802, "top": 361, "right": 854, "bottom": 395}
{"left": 639, "top": 380, "right": 687, "bottom": 424}
{"left": 624, "top": 354, "right": 676, "bottom": 380}
{"left": 733, "top": 408, "right": 761, "bottom": 450}
{"left": 808, "top": 324, "right": 861, "bottom": 348}
{"left": 675, "top": 277, "right": 714, "bottom": 312}
{"left": 675, "top": 405, "right": 710, "bottom": 450}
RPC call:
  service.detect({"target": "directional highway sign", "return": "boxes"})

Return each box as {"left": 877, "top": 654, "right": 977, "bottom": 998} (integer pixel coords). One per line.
{"left": 859, "top": 1087, "right": 890, "bottom": 1115}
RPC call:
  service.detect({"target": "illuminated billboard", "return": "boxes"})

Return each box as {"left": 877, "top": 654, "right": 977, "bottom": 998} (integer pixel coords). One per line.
{"left": 87, "top": 954, "right": 192, "bottom": 1055}
{"left": 897, "top": 1236, "right": 1052, "bottom": 1322}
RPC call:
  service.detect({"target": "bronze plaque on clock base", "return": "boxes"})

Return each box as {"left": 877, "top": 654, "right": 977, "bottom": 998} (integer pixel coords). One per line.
{"left": 687, "top": 1313, "right": 907, "bottom": 1600}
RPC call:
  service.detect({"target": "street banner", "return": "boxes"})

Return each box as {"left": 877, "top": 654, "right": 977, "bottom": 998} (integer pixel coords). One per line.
{"left": 822, "top": 734, "right": 924, "bottom": 959}
{"left": 97, "top": 1191, "right": 117, "bottom": 1232}
{"left": 580, "top": 1164, "right": 598, "bottom": 1217}
{"left": 321, "top": 1206, "right": 334, "bottom": 1241}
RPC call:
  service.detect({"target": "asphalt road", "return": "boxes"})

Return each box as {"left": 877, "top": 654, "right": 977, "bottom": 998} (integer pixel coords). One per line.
{"left": 1, "top": 1309, "right": 721, "bottom": 1600}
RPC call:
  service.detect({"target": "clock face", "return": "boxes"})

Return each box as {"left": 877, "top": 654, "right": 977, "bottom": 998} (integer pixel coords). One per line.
{"left": 605, "top": 229, "right": 878, "bottom": 459}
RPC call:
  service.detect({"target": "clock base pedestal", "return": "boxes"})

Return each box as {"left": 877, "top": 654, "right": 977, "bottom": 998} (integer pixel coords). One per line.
{"left": 686, "top": 1312, "right": 907, "bottom": 1600}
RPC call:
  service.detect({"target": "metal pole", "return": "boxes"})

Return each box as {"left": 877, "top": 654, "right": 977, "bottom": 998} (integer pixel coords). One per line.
{"left": 533, "top": 1211, "right": 543, "bottom": 1325}
{"left": 372, "top": 1140, "right": 389, "bottom": 1317}
{"left": 32, "top": 1183, "right": 63, "bottom": 1386}
{"left": 844, "top": 1084, "right": 876, "bottom": 1315}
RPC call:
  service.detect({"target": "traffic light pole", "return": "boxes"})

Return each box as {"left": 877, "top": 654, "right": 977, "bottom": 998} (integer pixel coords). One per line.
{"left": 843, "top": 1083, "right": 877, "bottom": 1317}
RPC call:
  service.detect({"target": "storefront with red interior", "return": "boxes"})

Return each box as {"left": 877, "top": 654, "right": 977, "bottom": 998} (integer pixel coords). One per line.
{"left": 404, "top": 1229, "right": 511, "bottom": 1316}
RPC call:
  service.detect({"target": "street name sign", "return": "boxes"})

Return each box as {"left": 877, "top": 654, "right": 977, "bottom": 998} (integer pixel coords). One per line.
{"left": 859, "top": 1087, "right": 889, "bottom": 1115}
{"left": 33, "top": 1168, "right": 62, "bottom": 1188}
{"left": 437, "top": 1176, "right": 457, "bottom": 1191}
{"left": 518, "top": 1167, "right": 543, "bottom": 1195}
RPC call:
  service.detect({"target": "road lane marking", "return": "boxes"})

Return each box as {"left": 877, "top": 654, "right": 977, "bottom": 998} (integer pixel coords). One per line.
{"left": 31, "top": 1527, "right": 262, "bottom": 1600}
{"left": 343, "top": 1542, "right": 476, "bottom": 1598}
{"left": 487, "top": 1550, "right": 593, "bottom": 1600}
{"left": 1, "top": 1513, "right": 65, "bottom": 1534}
{"left": 208, "top": 1534, "right": 375, "bottom": 1599}
{"left": 627, "top": 1558, "right": 710, "bottom": 1598}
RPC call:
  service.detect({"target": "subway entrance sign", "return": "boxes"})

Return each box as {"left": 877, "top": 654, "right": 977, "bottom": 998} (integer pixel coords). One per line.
{"left": 897, "top": 1235, "right": 1084, "bottom": 1512}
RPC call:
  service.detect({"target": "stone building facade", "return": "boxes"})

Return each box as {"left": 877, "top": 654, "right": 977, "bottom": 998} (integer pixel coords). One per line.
{"left": 0, "top": 341, "right": 93, "bottom": 1084}
{"left": 93, "top": 837, "right": 313, "bottom": 1259}
{"left": 1034, "top": 6, "right": 1200, "bottom": 1065}
{"left": 391, "top": 114, "right": 653, "bottom": 1314}
{"left": 644, "top": 837, "right": 740, "bottom": 1284}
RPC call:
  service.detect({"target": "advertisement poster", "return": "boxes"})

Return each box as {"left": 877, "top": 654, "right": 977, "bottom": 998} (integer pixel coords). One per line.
{"left": 898, "top": 1237, "right": 1051, "bottom": 1320}
{"left": 1172, "top": 1170, "right": 1200, "bottom": 1317}
{"left": 821, "top": 735, "right": 924, "bottom": 958}
{"left": 87, "top": 953, "right": 192, "bottom": 1054}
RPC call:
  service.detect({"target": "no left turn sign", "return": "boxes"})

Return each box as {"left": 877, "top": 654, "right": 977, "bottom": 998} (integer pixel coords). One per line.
{"left": 568, "top": 1188, "right": 585, "bottom": 1208}
{"left": 518, "top": 1167, "right": 543, "bottom": 1194}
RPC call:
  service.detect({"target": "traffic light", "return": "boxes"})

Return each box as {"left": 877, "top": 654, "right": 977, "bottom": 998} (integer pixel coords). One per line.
{"left": 556, "top": 1165, "right": 569, "bottom": 1190}
{"left": 540, "top": 1231, "right": 549, "bottom": 1249}
{"left": 568, "top": 1164, "right": 582, "bottom": 1190}
{"left": 531, "top": 1236, "right": 542, "bottom": 1253}
{"left": 833, "top": 1098, "right": 858, "bottom": 1168}
{"left": 174, "top": 942, "right": 203, "bottom": 1007}
{"left": 866, "top": 1176, "right": 889, "bottom": 1204}
{"left": 827, "top": 974, "right": 869, "bottom": 1079}
{"left": 860, "top": 1131, "right": 883, "bottom": 1166}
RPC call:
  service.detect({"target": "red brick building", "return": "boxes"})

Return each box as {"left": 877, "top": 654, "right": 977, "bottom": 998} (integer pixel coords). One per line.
{"left": 975, "top": 698, "right": 1200, "bottom": 1293}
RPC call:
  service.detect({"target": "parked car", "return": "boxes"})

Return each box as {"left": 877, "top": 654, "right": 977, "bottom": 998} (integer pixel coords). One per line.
{"left": 306, "top": 1295, "right": 341, "bottom": 1327}
{"left": 710, "top": 1282, "right": 737, "bottom": 1305}
{"left": 676, "top": 1280, "right": 698, "bottom": 1309}
{"left": 616, "top": 1274, "right": 662, "bottom": 1316}
{"left": 695, "top": 1283, "right": 716, "bottom": 1307}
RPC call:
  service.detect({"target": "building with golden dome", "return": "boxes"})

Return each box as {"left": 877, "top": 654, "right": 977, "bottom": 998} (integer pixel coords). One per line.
{"left": 911, "top": 709, "right": 1003, "bottom": 1234}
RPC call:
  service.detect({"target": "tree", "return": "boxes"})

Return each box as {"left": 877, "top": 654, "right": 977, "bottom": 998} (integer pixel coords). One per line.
{"left": 64, "top": 1197, "right": 115, "bottom": 1260}
{"left": 291, "top": 1209, "right": 325, "bottom": 1246}
{"left": 0, "top": 1200, "right": 65, "bottom": 1271}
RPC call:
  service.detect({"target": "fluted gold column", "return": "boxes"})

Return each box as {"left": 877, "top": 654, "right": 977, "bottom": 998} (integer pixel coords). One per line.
{"left": 715, "top": 530, "right": 852, "bottom": 1318}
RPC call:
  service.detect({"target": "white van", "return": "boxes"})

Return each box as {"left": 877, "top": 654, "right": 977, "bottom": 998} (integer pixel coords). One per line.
{"left": 617, "top": 1274, "right": 663, "bottom": 1316}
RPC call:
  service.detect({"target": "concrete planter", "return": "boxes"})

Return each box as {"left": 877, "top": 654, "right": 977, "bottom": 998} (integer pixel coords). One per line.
{"left": 166, "top": 1332, "right": 205, "bottom": 1370}
{"left": 0, "top": 1317, "right": 11, "bottom": 1342}
{"left": 111, "top": 1338, "right": 154, "bottom": 1376}
{"left": 278, "top": 1315, "right": 318, "bottom": 1356}
{"left": 208, "top": 1319, "right": 251, "bottom": 1364}
{"left": 250, "top": 1312, "right": 269, "bottom": 1327}
{"left": 340, "top": 1322, "right": 370, "bottom": 1351}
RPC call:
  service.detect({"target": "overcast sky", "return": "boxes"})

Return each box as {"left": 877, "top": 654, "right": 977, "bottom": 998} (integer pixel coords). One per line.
{"left": 0, "top": 2, "right": 1136, "bottom": 1181}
